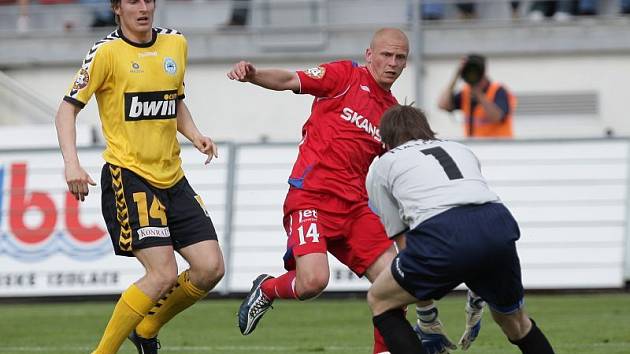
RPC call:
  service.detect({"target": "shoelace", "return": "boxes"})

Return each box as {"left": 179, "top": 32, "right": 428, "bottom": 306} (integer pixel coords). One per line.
{"left": 251, "top": 293, "right": 272, "bottom": 316}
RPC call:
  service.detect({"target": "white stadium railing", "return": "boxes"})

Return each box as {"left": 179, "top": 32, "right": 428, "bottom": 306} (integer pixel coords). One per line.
{"left": 0, "top": 138, "right": 628, "bottom": 297}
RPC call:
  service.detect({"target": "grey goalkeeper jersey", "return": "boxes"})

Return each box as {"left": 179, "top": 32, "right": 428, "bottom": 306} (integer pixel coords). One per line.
{"left": 366, "top": 139, "right": 500, "bottom": 238}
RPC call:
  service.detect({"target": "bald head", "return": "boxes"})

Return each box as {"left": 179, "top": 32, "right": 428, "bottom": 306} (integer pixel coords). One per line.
{"left": 365, "top": 28, "right": 409, "bottom": 91}
{"left": 370, "top": 28, "right": 409, "bottom": 51}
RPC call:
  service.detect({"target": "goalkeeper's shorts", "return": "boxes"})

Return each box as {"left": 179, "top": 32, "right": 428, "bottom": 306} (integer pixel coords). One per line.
{"left": 391, "top": 202, "right": 524, "bottom": 314}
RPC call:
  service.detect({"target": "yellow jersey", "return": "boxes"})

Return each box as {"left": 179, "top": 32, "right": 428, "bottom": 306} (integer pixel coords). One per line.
{"left": 65, "top": 27, "right": 187, "bottom": 188}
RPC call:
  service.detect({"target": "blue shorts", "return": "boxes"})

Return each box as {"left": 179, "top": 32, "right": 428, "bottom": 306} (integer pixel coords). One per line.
{"left": 391, "top": 202, "right": 524, "bottom": 314}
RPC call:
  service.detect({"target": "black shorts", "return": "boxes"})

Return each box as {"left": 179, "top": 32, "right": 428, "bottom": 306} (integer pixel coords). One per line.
{"left": 391, "top": 203, "right": 525, "bottom": 314}
{"left": 101, "top": 163, "right": 218, "bottom": 257}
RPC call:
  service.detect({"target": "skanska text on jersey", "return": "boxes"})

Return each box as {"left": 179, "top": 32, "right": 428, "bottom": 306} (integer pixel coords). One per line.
{"left": 340, "top": 107, "right": 382, "bottom": 143}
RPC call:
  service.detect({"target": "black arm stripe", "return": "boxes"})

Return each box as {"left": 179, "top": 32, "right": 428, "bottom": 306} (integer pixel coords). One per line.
{"left": 63, "top": 96, "right": 86, "bottom": 109}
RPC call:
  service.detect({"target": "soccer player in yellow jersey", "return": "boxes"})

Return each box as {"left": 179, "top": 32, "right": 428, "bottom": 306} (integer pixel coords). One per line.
{"left": 54, "top": 0, "right": 225, "bottom": 353}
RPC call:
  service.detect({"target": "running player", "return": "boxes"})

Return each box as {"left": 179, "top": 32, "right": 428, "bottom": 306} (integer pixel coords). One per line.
{"left": 366, "top": 104, "right": 555, "bottom": 354}
{"left": 228, "top": 28, "right": 463, "bottom": 354}
{"left": 54, "top": 0, "right": 224, "bottom": 353}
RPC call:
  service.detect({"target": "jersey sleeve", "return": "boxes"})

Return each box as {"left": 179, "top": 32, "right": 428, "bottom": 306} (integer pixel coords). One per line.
{"left": 64, "top": 44, "right": 110, "bottom": 109}
{"left": 493, "top": 86, "right": 510, "bottom": 119}
{"left": 366, "top": 160, "right": 408, "bottom": 238}
{"left": 296, "top": 60, "right": 354, "bottom": 98}
{"left": 178, "top": 35, "right": 188, "bottom": 99}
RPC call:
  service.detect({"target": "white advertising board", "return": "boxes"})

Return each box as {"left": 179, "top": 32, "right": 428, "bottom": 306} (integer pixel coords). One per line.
{"left": 0, "top": 139, "right": 628, "bottom": 297}
{"left": 0, "top": 146, "right": 228, "bottom": 297}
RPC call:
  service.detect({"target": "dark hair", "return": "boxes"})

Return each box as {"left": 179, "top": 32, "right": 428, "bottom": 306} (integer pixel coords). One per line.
{"left": 461, "top": 54, "right": 486, "bottom": 85}
{"left": 380, "top": 104, "right": 436, "bottom": 149}
{"left": 110, "top": 0, "right": 121, "bottom": 24}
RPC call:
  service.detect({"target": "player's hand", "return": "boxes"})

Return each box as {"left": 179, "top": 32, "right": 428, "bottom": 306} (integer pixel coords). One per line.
{"left": 415, "top": 319, "right": 457, "bottom": 354}
{"left": 227, "top": 61, "right": 256, "bottom": 82}
{"left": 194, "top": 135, "right": 218, "bottom": 164}
{"left": 64, "top": 163, "right": 96, "bottom": 202}
{"left": 458, "top": 290, "right": 485, "bottom": 350}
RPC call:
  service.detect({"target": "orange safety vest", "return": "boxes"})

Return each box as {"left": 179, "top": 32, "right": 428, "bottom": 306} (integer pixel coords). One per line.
{"left": 461, "top": 82, "right": 516, "bottom": 138}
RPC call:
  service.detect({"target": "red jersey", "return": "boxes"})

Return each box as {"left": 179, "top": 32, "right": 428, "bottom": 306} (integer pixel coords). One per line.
{"left": 288, "top": 60, "right": 398, "bottom": 203}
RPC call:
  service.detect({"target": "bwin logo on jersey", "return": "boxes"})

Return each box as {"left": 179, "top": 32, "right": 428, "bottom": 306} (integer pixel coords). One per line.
{"left": 124, "top": 90, "right": 178, "bottom": 121}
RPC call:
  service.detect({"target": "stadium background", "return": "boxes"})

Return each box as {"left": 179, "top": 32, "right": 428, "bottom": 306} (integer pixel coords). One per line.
{"left": 0, "top": 0, "right": 629, "bottom": 353}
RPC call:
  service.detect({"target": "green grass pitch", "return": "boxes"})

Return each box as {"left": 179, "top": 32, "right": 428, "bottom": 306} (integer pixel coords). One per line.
{"left": 0, "top": 293, "right": 629, "bottom": 353}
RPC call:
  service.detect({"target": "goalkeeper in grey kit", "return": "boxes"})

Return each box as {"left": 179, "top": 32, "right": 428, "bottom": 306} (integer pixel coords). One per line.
{"left": 366, "top": 104, "right": 555, "bottom": 354}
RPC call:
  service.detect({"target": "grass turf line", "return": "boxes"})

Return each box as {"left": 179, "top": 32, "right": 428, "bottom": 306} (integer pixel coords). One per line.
{"left": 0, "top": 293, "right": 629, "bottom": 353}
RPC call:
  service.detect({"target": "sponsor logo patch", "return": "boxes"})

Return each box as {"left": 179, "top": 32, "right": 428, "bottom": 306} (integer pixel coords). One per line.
{"left": 298, "top": 209, "right": 317, "bottom": 223}
{"left": 130, "top": 61, "right": 143, "bottom": 73}
{"left": 139, "top": 51, "right": 157, "bottom": 58}
{"left": 340, "top": 107, "right": 381, "bottom": 142}
{"left": 72, "top": 68, "right": 90, "bottom": 91}
{"left": 164, "top": 57, "right": 177, "bottom": 75}
{"left": 124, "top": 90, "right": 178, "bottom": 121}
{"left": 137, "top": 226, "right": 171, "bottom": 240}
{"left": 304, "top": 66, "right": 325, "bottom": 79}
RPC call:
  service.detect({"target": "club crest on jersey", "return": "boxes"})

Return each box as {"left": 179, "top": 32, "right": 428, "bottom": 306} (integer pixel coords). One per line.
{"left": 164, "top": 57, "right": 177, "bottom": 75}
{"left": 304, "top": 66, "right": 325, "bottom": 79}
{"left": 72, "top": 68, "right": 90, "bottom": 91}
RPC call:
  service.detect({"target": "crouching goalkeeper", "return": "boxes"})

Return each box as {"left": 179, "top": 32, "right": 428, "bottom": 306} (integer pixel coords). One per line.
{"left": 366, "top": 104, "right": 555, "bottom": 354}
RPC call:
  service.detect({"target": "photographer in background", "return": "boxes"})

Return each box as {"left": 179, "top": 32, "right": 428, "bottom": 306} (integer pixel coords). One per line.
{"left": 438, "top": 54, "right": 516, "bottom": 138}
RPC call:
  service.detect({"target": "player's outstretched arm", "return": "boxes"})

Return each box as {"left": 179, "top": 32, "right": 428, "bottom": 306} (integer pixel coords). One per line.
{"left": 227, "top": 60, "right": 299, "bottom": 92}
{"left": 176, "top": 100, "right": 218, "bottom": 164}
{"left": 55, "top": 100, "right": 96, "bottom": 202}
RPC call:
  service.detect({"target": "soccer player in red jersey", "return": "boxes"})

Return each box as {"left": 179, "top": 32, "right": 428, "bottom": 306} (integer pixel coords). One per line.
{"left": 229, "top": 28, "right": 467, "bottom": 354}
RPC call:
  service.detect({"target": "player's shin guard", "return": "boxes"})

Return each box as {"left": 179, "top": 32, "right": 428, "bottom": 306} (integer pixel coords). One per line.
{"left": 372, "top": 309, "right": 427, "bottom": 354}
{"left": 510, "top": 318, "right": 555, "bottom": 354}
{"left": 92, "top": 284, "right": 155, "bottom": 354}
{"left": 135, "top": 270, "right": 207, "bottom": 339}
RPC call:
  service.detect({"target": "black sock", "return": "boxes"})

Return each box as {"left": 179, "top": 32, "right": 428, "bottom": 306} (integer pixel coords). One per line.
{"left": 372, "top": 309, "right": 427, "bottom": 354}
{"left": 510, "top": 318, "right": 555, "bottom": 354}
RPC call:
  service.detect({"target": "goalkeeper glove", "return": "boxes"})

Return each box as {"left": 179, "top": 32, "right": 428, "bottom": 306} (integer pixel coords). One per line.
{"left": 458, "top": 290, "right": 485, "bottom": 350}
{"left": 414, "top": 305, "right": 457, "bottom": 354}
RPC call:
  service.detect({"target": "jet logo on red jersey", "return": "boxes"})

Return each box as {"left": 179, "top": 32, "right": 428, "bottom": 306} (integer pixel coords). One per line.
{"left": 340, "top": 107, "right": 382, "bottom": 142}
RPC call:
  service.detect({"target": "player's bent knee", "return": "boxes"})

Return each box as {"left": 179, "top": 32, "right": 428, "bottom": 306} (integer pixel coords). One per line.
{"left": 191, "top": 260, "right": 225, "bottom": 290}
{"left": 148, "top": 270, "right": 178, "bottom": 296}
{"left": 366, "top": 288, "right": 388, "bottom": 315}
{"left": 366, "top": 289, "right": 378, "bottom": 313}
{"left": 206, "top": 260, "right": 225, "bottom": 285}
{"left": 491, "top": 308, "right": 531, "bottom": 341}
{"left": 296, "top": 274, "right": 328, "bottom": 299}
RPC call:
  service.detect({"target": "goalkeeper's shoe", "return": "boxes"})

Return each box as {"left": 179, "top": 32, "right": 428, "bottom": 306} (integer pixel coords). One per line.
{"left": 128, "top": 330, "right": 160, "bottom": 354}
{"left": 238, "top": 274, "right": 274, "bottom": 335}
{"left": 414, "top": 307, "right": 457, "bottom": 354}
{"left": 458, "top": 290, "right": 485, "bottom": 350}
